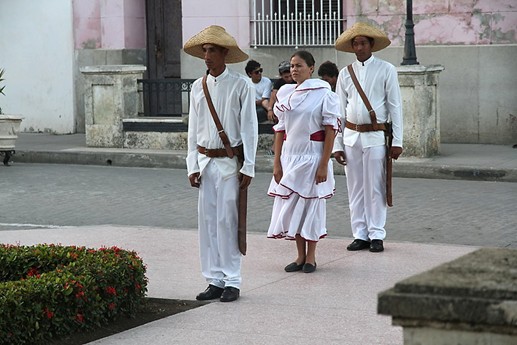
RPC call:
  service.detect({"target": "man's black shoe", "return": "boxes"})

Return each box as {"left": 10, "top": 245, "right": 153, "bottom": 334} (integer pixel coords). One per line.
{"left": 220, "top": 287, "right": 240, "bottom": 302}
{"left": 369, "top": 240, "right": 384, "bottom": 252}
{"left": 196, "top": 285, "right": 224, "bottom": 301}
{"left": 347, "top": 239, "right": 371, "bottom": 251}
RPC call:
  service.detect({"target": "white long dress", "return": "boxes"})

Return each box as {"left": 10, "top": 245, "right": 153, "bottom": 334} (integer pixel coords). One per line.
{"left": 267, "top": 79, "right": 340, "bottom": 241}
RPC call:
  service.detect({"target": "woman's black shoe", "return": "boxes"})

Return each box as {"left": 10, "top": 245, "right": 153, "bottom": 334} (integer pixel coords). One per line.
{"left": 284, "top": 262, "right": 304, "bottom": 272}
{"left": 303, "top": 262, "right": 317, "bottom": 273}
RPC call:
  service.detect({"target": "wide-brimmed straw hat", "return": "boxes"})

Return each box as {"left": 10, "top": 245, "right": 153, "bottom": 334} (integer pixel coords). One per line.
{"left": 183, "top": 25, "right": 249, "bottom": 63}
{"left": 335, "top": 22, "right": 391, "bottom": 53}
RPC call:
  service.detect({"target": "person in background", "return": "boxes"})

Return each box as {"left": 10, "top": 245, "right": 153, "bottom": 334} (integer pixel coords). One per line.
{"left": 184, "top": 25, "right": 258, "bottom": 302}
{"left": 267, "top": 51, "right": 340, "bottom": 274}
{"left": 245, "top": 60, "right": 272, "bottom": 123}
{"left": 317, "top": 60, "right": 339, "bottom": 92}
{"left": 267, "top": 60, "right": 296, "bottom": 123}
{"left": 333, "top": 22, "right": 403, "bottom": 253}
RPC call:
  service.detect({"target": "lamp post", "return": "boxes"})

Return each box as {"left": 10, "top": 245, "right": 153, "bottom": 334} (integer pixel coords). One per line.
{"left": 401, "top": 0, "right": 419, "bottom": 65}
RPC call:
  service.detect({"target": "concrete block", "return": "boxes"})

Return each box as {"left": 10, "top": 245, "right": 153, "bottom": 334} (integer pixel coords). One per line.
{"left": 378, "top": 248, "right": 517, "bottom": 344}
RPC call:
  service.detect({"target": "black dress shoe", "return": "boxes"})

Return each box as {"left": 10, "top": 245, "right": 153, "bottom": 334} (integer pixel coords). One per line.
{"left": 284, "top": 262, "right": 304, "bottom": 272}
{"left": 196, "top": 285, "right": 224, "bottom": 301}
{"left": 347, "top": 239, "right": 371, "bottom": 251}
{"left": 303, "top": 262, "right": 317, "bottom": 273}
{"left": 220, "top": 287, "right": 240, "bottom": 302}
{"left": 369, "top": 239, "right": 384, "bottom": 252}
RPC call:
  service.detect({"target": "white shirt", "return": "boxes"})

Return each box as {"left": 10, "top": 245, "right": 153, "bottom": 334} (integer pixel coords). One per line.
{"left": 253, "top": 77, "right": 272, "bottom": 101}
{"left": 333, "top": 56, "right": 403, "bottom": 151}
{"left": 186, "top": 68, "right": 258, "bottom": 178}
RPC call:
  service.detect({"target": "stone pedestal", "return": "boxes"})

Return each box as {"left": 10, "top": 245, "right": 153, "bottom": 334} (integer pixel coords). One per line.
{"left": 0, "top": 115, "right": 23, "bottom": 150}
{"left": 80, "top": 65, "right": 146, "bottom": 148}
{"left": 378, "top": 248, "right": 517, "bottom": 345}
{"left": 397, "top": 65, "right": 444, "bottom": 157}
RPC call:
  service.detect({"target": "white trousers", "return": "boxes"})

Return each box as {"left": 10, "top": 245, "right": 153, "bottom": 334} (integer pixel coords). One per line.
{"left": 345, "top": 140, "right": 387, "bottom": 241}
{"left": 198, "top": 160, "right": 242, "bottom": 289}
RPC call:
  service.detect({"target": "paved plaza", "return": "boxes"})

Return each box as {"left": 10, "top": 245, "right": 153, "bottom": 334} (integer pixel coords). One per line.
{"left": 0, "top": 133, "right": 516, "bottom": 344}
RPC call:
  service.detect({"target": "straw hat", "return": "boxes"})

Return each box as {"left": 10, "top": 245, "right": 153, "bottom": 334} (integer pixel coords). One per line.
{"left": 183, "top": 25, "right": 249, "bottom": 63}
{"left": 335, "top": 22, "right": 391, "bottom": 53}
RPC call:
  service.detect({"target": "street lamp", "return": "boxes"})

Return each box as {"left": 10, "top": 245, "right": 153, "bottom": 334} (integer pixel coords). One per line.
{"left": 401, "top": 0, "right": 419, "bottom": 65}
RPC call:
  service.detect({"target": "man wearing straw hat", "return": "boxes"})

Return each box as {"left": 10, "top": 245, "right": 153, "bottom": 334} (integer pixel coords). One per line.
{"left": 333, "top": 22, "right": 403, "bottom": 253}
{"left": 184, "top": 25, "right": 258, "bottom": 302}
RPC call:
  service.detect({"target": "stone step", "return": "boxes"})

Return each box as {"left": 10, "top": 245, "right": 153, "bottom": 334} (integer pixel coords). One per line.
{"left": 122, "top": 118, "right": 274, "bottom": 150}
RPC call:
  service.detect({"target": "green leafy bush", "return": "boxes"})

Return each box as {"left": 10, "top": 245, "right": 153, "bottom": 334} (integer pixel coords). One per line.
{"left": 0, "top": 244, "right": 148, "bottom": 344}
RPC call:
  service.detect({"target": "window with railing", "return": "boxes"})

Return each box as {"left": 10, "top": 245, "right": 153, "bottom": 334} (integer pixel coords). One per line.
{"left": 251, "top": 0, "right": 343, "bottom": 47}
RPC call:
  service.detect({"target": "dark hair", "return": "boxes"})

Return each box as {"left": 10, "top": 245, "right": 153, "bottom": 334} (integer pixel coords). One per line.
{"left": 291, "top": 50, "right": 315, "bottom": 68}
{"left": 245, "top": 60, "right": 261, "bottom": 75}
{"left": 317, "top": 61, "right": 339, "bottom": 78}
{"left": 352, "top": 36, "right": 375, "bottom": 46}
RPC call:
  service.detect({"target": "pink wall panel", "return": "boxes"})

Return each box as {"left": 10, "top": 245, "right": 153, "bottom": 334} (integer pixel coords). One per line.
{"left": 73, "top": 0, "right": 101, "bottom": 49}
{"left": 74, "top": 0, "right": 145, "bottom": 50}
{"left": 124, "top": 17, "right": 146, "bottom": 49}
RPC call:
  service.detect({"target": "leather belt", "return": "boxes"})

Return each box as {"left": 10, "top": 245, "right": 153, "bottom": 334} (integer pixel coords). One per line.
{"left": 345, "top": 120, "right": 387, "bottom": 132}
{"left": 197, "top": 145, "right": 243, "bottom": 158}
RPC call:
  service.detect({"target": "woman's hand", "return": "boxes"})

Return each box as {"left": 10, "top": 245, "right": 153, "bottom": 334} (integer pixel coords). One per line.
{"left": 315, "top": 163, "right": 328, "bottom": 184}
{"left": 273, "top": 162, "right": 283, "bottom": 184}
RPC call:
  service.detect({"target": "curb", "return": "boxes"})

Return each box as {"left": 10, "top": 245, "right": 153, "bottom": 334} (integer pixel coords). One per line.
{"left": 11, "top": 149, "right": 517, "bottom": 182}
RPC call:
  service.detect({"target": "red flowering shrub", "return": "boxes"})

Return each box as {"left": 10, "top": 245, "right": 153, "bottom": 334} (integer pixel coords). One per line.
{"left": 0, "top": 244, "right": 148, "bottom": 345}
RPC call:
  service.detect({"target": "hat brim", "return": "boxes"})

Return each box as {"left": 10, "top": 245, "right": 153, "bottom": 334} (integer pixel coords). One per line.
{"left": 335, "top": 22, "right": 391, "bottom": 53}
{"left": 184, "top": 26, "right": 249, "bottom": 64}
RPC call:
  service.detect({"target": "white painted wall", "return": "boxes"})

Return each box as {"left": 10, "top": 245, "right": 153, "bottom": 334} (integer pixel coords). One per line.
{"left": 0, "top": 1, "right": 75, "bottom": 133}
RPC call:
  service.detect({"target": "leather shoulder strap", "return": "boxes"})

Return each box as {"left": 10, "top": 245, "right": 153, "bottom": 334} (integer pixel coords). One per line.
{"left": 347, "top": 64, "right": 378, "bottom": 130}
{"left": 201, "top": 75, "right": 234, "bottom": 158}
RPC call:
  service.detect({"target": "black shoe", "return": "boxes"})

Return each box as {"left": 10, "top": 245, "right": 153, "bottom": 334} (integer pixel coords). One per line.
{"left": 303, "top": 262, "right": 317, "bottom": 273}
{"left": 196, "top": 285, "right": 224, "bottom": 301}
{"left": 220, "top": 287, "right": 240, "bottom": 302}
{"left": 284, "top": 262, "right": 304, "bottom": 272}
{"left": 370, "top": 240, "right": 384, "bottom": 252}
{"left": 347, "top": 239, "right": 371, "bottom": 251}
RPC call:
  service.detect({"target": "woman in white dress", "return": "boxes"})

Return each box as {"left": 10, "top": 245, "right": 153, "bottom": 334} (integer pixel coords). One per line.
{"left": 267, "top": 51, "right": 340, "bottom": 273}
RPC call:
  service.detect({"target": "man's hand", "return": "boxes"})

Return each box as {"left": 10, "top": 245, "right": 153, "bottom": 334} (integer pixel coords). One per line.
{"left": 390, "top": 146, "right": 403, "bottom": 160}
{"left": 188, "top": 172, "right": 201, "bottom": 188}
{"left": 333, "top": 151, "right": 346, "bottom": 166}
{"left": 239, "top": 173, "right": 252, "bottom": 190}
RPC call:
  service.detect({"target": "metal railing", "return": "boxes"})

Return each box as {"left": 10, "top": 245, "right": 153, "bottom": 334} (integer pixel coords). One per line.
{"left": 251, "top": 0, "right": 343, "bottom": 47}
{"left": 137, "top": 79, "right": 196, "bottom": 117}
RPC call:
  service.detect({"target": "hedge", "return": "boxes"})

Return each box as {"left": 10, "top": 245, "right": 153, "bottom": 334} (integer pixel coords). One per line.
{"left": 0, "top": 244, "right": 148, "bottom": 344}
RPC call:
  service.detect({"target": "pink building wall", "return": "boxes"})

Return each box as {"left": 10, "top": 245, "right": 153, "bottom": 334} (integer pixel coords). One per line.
{"left": 72, "top": 0, "right": 515, "bottom": 49}
{"left": 344, "top": 0, "right": 517, "bottom": 46}
{"left": 182, "top": 0, "right": 251, "bottom": 47}
{"left": 73, "top": 0, "right": 145, "bottom": 49}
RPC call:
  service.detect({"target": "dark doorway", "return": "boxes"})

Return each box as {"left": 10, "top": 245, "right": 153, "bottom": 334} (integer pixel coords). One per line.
{"left": 143, "top": 0, "right": 184, "bottom": 116}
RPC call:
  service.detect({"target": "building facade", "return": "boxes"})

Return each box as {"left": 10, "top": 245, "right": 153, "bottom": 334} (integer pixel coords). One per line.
{"left": 0, "top": 0, "right": 515, "bottom": 144}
